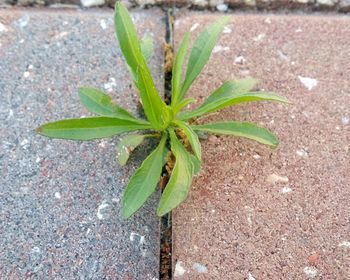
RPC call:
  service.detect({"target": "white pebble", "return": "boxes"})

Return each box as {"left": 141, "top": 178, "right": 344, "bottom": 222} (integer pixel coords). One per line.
{"left": 248, "top": 273, "right": 257, "bottom": 280}
{"left": 253, "top": 154, "right": 260, "bottom": 159}
{"left": 104, "top": 77, "right": 117, "bottom": 92}
{"left": 341, "top": 116, "right": 349, "bottom": 125}
{"left": 234, "top": 55, "right": 246, "bottom": 65}
{"left": 213, "top": 45, "right": 230, "bottom": 53}
{"left": 253, "top": 33, "right": 265, "bottom": 42}
{"left": 20, "top": 139, "right": 29, "bottom": 147}
{"left": 296, "top": 148, "right": 308, "bottom": 157}
{"left": 0, "top": 22, "right": 8, "bottom": 33}
{"left": 267, "top": 174, "right": 289, "bottom": 184}
{"left": 303, "top": 266, "right": 318, "bottom": 278}
{"left": 338, "top": 241, "right": 350, "bottom": 248}
{"left": 223, "top": 26, "right": 232, "bottom": 33}
{"left": 100, "top": 19, "right": 108, "bottom": 30}
{"left": 192, "top": 263, "right": 208, "bottom": 273}
{"left": 23, "top": 71, "right": 30, "bottom": 78}
{"left": 280, "top": 186, "right": 293, "bottom": 194}
{"left": 54, "top": 192, "right": 61, "bottom": 199}
{"left": 190, "top": 23, "right": 199, "bottom": 32}
{"left": 17, "top": 15, "right": 30, "bottom": 28}
{"left": 80, "top": 0, "right": 105, "bottom": 7}
{"left": 96, "top": 200, "right": 109, "bottom": 220}
{"left": 264, "top": 17, "right": 271, "bottom": 24}
{"left": 216, "top": 3, "right": 228, "bottom": 12}
{"left": 298, "top": 76, "right": 317, "bottom": 91}
{"left": 174, "top": 261, "right": 186, "bottom": 277}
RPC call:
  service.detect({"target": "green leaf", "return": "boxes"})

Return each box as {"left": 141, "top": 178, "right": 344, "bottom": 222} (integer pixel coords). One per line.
{"left": 117, "top": 133, "right": 157, "bottom": 166}
{"left": 136, "top": 65, "right": 170, "bottom": 130}
{"left": 122, "top": 134, "right": 168, "bottom": 219}
{"left": 78, "top": 87, "right": 136, "bottom": 120}
{"left": 202, "top": 77, "right": 257, "bottom": 106}
{"left": 179, "top": 16, "right": 230, "bottom": 100}
{"left": 140, "top": 36, "right": 154, "bottom": 61}
{"left": 114, "top": 3, "right": 166, "bottom": 129}
{"left": 173, "top": 120, "right": 201, "bottom": 160}
{"left": 171, "top": 32, "right": 190, "bottom": 106}
{"left": 157, "top": 130, "right": 194, "bottom": 216}
{"left": 189, "top": 154, "right": 201, "bottom": 174}
{"left": 180, "top": 79, "right": 289, "bottom": 120}
{"left": 192, "top": 121, "right": 279, "bottom": 148}
{"left": 36, "top": 117, "right": 151, "bottom": 140}
{"left": 173, "top": 98, "right": 196, "bottom": 115}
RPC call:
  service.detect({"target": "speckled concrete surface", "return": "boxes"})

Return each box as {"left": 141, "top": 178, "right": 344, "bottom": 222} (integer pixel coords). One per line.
{"left": 172, "top": 14, "right": 350, "bottom": 279}
{"left": 0, "top": 9, "right": 165, "bottom": 279}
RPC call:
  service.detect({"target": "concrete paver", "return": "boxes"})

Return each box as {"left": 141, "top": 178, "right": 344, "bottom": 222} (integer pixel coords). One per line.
{"left": 0, "top": 9, "right": 165, "bottom": 279}
{"left": 173, "top": 13, "right": 350, "bottom": 279}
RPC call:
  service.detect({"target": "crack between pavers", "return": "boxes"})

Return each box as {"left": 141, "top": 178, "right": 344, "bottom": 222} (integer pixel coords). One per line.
{"left": 159, "top": 7, "right": 174, "bottom": 280}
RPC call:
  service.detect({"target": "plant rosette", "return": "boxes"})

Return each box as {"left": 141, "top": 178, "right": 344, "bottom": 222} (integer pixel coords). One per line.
{"left": 36, "top": 3, "right": 289, "bottom": 219}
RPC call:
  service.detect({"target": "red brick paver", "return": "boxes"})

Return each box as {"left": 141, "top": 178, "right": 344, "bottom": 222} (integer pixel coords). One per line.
{"left": 173, "top": 13, "right": 350, "bottom": 279}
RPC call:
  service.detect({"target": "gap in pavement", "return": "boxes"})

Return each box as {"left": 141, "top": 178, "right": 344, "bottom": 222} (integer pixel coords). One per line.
{"left": 159, "top": 7, "right": 174, "bottom": 280}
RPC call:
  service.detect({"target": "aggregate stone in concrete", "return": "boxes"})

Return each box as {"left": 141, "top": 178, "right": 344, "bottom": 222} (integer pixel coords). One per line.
{"left": 172, "top": 13, "right": 350, "bottom": 279}
{"left": 0, "top": 9, "right": 165, "bottom": 279}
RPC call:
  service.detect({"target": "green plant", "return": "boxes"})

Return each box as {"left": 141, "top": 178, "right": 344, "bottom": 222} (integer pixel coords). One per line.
{"left": 36, "top": 3, "right": 288, "bottom": 219}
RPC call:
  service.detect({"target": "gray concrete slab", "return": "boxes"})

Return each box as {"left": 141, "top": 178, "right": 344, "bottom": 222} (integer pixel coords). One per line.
{"left": 0, "top": 9, "right": 165, "bottom": 279}
{"left": 172, "top": 13, "right": 350, "bottom": 279}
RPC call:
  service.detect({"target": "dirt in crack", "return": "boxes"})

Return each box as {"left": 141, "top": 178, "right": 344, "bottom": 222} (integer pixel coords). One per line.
{"left": 160, "top": 212, "right": 172, "bottom": 279}
{"left": 159, "top": 8, "right": 174, "bottom": 280}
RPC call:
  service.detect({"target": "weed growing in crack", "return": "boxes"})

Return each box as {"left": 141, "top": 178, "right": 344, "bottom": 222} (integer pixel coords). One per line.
{"left": 36, "top": 3, "right": 289, "bottom": 219}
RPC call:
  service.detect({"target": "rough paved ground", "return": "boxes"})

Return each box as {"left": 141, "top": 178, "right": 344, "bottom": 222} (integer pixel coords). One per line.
{"left": 0, "top": 9, "right": 165, "bottom": 279}
{"left": 172, "top": 13, "right": 350, "bottom": 279}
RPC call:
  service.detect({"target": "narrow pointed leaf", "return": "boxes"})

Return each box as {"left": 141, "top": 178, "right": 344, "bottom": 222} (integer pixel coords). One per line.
{"left": 117, "top": 133, "right": 156, "bottom": 166}
{"left": 114, "top": 3, "right": 166, "bottom": 129}
{"left": 173, "top": 98, "right": 196, "bottom": 115}
{"left": 180, "top": 16, "right": 230, "bottom": 100}
{"left": 180, "top": 79, "right": 289, "bottom": 120}
{"left": 78, "top": 87, "right": 136, "bottom": 120}
{"left": 122, "top": 134, "right": 168, "bottom": 219}
{"left": 36, "top": 117, "right": 151, "bottom": 140}
{"left": 173, "top": 120, "right": 201, "bottom": 160}
{"left": 201, "top": 77, "right": 257, "bottom": 107}
{"left": 140, "top": 36, "right": 154, "bottom": 61}
{"left": 171, "top": 32, "right": 190, "bottom": 106}
{"left": 189, "top": 154, "right": 201, "bottom": 174}
{"left": 157, "top": 130, "right": 194, "bottom": 216}
{"left": 192, "top": 121, "right": 279, "bottom": 148}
